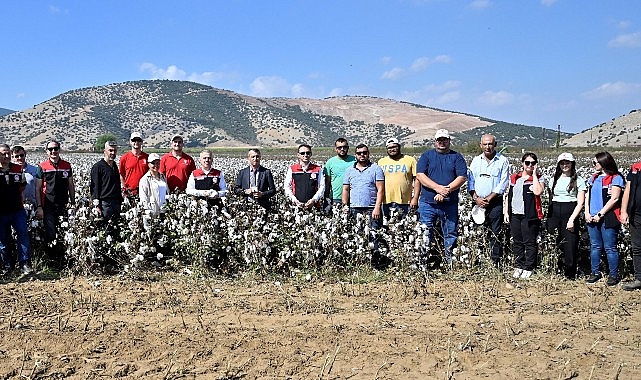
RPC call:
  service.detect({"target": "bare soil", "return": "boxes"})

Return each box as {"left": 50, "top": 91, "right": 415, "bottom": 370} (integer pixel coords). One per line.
{"left": 1, "top": 272, "right": 640, "bottom": 379}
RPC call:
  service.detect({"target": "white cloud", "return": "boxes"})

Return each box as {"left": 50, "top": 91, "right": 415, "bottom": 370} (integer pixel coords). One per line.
{"left": 139, "top": 63, "right": 231, "bottom": 85}
{"left": 16, "top": 93, "right": 25, "bottom": 98}
{"left": 608, "top": 31, "right": 641, "bottom": 48}
{"left": 48, "top": 5, "right": 69, "bottom": 14}
{"left": 617, "top": 20, "right": 631, "bottom": 30}
{"left": 540, "top": 0, "right": 557, "bottom": 6}
{"left": 380, "top": 56, "right": 392, "bottom": 65}
{"left": 381, "top": 67, "right": 404, "bottom": 80}
{"left": 582, "top": 81, "right": 641, "bottom": 99}
{"left": 249, "top": 76, "right": 305, "bottom": 97}
{"left": 411, "top": 55, "right": 452, "bottom": 71}
{"left": 469, "top": 0, "right": 491, "bottom": 9}
{"left": 477, "top": 90, "right": 515, "bottom": 106}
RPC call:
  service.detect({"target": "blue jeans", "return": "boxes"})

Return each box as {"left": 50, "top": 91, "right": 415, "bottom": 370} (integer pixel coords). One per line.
{"left": 418, "top": 201, "right": 459, "bottom": 263}
{"left": 587, "top": 221, "right": 619, "bottom": 278}
{"left": 0, "top": 210, "right": 31, "bottom": 268}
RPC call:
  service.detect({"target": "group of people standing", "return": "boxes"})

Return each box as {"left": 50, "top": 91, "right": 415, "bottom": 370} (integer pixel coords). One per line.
{"left": 2, "top": 129, "right": 641, "bottom": 290}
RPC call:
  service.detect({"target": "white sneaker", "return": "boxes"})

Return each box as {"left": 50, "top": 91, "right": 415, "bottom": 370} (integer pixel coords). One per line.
{"left": 520, "top": 270, "right": 532, "bottom": 279}
{"left": 513, "top": 268, "right": 523, "bottom": 278}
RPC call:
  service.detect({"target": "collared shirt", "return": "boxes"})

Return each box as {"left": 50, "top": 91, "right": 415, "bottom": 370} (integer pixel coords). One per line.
{"left": 323, "top": 155, "right": 356, "bottom": 199}
{"left": 284, "top": 162, "right": 325, "bottom": 204}
{"left": 468, "top": 152, "right": 510, "bottom": 198}
{"left": 343, "top": 162, "right": 384, "bottom": 208}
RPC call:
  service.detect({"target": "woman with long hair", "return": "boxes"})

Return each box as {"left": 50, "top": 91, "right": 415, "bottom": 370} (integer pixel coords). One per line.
{"left": 547, "top": 153, "right": 586, "bottom": 280}
{"left": 504, "top": 152, "right": 546, "bottom": 279}
{"left": 584, "top": 151, "right": 624, "bottom": 286}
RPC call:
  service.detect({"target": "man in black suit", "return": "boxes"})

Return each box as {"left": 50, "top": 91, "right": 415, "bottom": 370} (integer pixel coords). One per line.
{"left": 234, "top": 148, "right": 276, "bottom": 210}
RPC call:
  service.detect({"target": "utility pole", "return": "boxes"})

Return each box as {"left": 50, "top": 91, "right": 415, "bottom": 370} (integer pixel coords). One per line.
{"left": 556, "top": 124, "right": 561, "bottom": 149}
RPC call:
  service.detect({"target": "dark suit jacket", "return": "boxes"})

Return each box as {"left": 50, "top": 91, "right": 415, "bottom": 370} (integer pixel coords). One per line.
{"left": 234, "top": 165, "right": 276, "bottom": 209}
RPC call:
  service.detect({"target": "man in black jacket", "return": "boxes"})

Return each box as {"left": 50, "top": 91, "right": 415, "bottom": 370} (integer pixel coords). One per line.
{"left": 90, "top": 141, "right": 123, "bottom": 227}
{"left": 234, "top": 148, "right": 276, "bottom": 210}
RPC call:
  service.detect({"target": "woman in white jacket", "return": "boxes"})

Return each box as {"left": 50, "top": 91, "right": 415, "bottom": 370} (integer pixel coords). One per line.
{"left": 138, "top": 153, "right": 168, "bottom": 215}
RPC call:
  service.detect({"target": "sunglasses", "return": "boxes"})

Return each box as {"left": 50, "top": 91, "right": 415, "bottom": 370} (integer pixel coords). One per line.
{"left": 355, "top": 151, "right": 369, "bottom": 156}
{"left": 335, "top": 145, "right": 349, "bottom": 150}
{"left": 592, "top": 160, "right": 599, "bottom": 165}
{"left": 523, "top": 160, "right": 537, "bottom": 166}
{"left": 298, "top": 151, "right": 312, "bottom": 156}
{"left": 47, "top": 147, "right": 60, "bottom": 152}
{"left": 13, "top": 154, "right": 25, "bottom": 158}
{"left": 131, "top": 138, "right": 143, "bottom": 143}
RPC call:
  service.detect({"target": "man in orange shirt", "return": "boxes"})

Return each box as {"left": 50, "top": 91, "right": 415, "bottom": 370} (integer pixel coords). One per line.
{"left": 159, "top": 134, "right": 196, "bottom": 192}
{"left": 119, "top": 132, "right": 149, "bottom": 197}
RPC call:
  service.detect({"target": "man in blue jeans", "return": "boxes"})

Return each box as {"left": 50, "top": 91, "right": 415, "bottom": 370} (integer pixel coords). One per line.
{"left": 416, "top": 129, "right": 467, "bottom": 267}
{"left": 0, "top": 144, "right": 33, "bottom": 276}
{"left": 342, "top": 143, "right": 385, "bottom": 268}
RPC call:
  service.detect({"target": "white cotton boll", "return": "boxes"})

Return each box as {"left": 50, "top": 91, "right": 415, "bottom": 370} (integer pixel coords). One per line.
{"left": 306, "top": 273, "right": 312, "bottom": 281}
{"left": 157, "top": 253, "right": 163, "bottom": 260}
{"left": 106, "top": 235, "right": 112, "bottom": 244}
{"left": 183, "top": 268, "right": 192, "bottom": 275}
{"left": 274, "top": 281, "right": 281, "bottom": 286}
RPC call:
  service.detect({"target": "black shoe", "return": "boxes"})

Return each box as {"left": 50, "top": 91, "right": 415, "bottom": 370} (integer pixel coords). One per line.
{"left": 586, "top": 273, "right": 602, "bottom": 284}
{"left": 621, "top": 279, "right": 641, "bottom": 291}
{"left": 606, "top": 276, "right": 620, "bottom": 287}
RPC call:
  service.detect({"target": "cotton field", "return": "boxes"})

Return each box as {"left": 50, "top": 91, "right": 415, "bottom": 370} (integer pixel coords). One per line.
{"left": 20, "top": 149, "right": 637, "bottom": 278}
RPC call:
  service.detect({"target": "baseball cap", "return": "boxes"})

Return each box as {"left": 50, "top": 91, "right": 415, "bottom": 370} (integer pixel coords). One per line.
{"left": 435, "top": 129, "right": 450, "bottom": 139}
{"left": 104, "top": 141, "right": 118, "bottom": 149}
{"left": 172, "top": 134, "right": 184, "bottom": 142}
{"left": 385, "top": 138, "right": 400, "bottom": 148}
{"left": 557, "top": 152, "right": 575, "bottom": 163}
{"left": 148, "top": 153, "right": 161, "bottom": 162}
{"left": 130, "top": 132, "right": 143, "bottom": 141}
{"left": 471, "top": 205, "right": 485, "bottom": 224}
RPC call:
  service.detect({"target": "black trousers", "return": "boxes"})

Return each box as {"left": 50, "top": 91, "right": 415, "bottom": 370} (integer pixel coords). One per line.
{"left": 631, "top": 216, "right": 641, "bottom": 281}
{"left": 510, "top": 214, "right": 540, "bottom": 271}
{"left": 547, "top": 201, "right": 579, "bottom": 279}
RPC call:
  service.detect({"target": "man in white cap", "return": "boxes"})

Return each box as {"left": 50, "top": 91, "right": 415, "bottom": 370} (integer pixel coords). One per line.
{"left": 467, "top": 134, "right": 510, "bottom": 267}
{"left": 416, "top": 129, "right": 467, "bottom": 267}
{"left": 378, "top": 137, "right": 420, "bottom": 219}
{"left": 159, "top": 134, "right": 196, "bottom": 192}
{"left": 119, "top": 131, "right": 149, "bottom": 198}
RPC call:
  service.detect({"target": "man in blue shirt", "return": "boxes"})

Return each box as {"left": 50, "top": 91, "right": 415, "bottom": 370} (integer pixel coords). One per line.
{"left": 342, "top": 143, "right": 385, "bottom": 268}
{"left": 416, "top": 129, "right": 467, "bottom": 266}
{"left": 467, "top": 134, "right": 510, "bottom": 266}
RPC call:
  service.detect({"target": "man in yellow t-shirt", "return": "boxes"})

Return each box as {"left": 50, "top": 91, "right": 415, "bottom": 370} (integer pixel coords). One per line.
{"left": 378, "top": 138, "right": 420, "bottom": 219}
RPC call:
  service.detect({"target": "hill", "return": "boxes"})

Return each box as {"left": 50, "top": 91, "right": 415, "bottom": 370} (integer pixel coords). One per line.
{"left": 0, "top": 80, "right": 563, "bottom": 150}
{"left": 561, "top": 109, "right": 641, "bottom": 147}
{"left": 0, "top": 107, "right": 14, "bottom": 117}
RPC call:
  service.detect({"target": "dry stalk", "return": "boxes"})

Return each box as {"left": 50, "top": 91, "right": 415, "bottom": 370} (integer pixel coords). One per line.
{"left": 483, "top": 334, "right": 491, "bottom": 353}
{"left": 375, "top": 361, "right": 389, "bottom": 379}
{"left": 163, "top": 349, "right": 177, "bottom": 380}
{"left": 325, "top": 345, "right": 340, "bottom": 376}
{"left": 555, "top": 338, "right": 568, "bottom": 351}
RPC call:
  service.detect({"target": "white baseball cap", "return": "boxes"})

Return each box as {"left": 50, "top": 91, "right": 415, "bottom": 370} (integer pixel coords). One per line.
{"left": 148, "top": 153, "right": 161, "bottom": 162}
{"left": 471, "top": 205, "right": 485, "bottom": 224}
{"left": 557, "top": 152, "right": 575, "bottom": 163}
{"left": 130, "top": 132, "right": 143, "bottom": 141}
{"left": 435, "top": 129, "right": 450, "bottom": 139}
{"left": 385, "top": 138, "right": 400, "bottom": 148}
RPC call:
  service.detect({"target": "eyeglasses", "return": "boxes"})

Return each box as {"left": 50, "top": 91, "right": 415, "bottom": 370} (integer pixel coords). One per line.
{"left": 559, "top": 160, "right": 571, "bottom": 165}
{"left": 335, "top": 145, "right": 349, "bottom": 150}
{"left": 47, "top": 147, "right": 60, "bottom": 152}
{"left": 298, "top": 151, "right": 312, "bottom": 156}
{"left": 13, "top": 154, "right": 25, "bottom": 158}
{"left": 436, "top": 138, "right": 450, "bottom": 143}
{"left": 523, "top": 160, "right": 537, "bottom": 166}
{"left": 355, "top": 151, "right": 369, "bottom": 156}
{"left": 386, "top": 145, "right": 399, "bottom": 150}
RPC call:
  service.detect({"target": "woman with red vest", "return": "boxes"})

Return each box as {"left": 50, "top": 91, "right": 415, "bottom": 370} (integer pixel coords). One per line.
{"left": 585, "top": 151, "right": 624, "bottom": 286}
{"left": 504, "top": 152, "right": 546, "bottom": 279}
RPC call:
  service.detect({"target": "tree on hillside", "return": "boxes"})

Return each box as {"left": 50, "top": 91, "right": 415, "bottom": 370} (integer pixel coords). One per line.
{"left": 94, "top": 133, "right": 118, "bottom": 152}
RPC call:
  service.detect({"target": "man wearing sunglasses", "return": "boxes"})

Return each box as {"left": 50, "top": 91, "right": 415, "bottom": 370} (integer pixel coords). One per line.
{"left": 0, "top": 144, "right": 32, "bottom": 276}
{"left": 35, "top": 140, "right": 75, "bottom": 268}
{"left": 119, "top": 132, "right": 149, "bottom": 198}
{"left": 416, "top": 129, "right": 467, "bottom": 267}
{"left": 11, "top": 146, "right": 39, "bottom": 206}
{"left": 323, "top": 138, "right": 356, "bottom": 207}
{"left": 342, "top": 143, "right": 386, "bottom": 268}
{"left": 284, "top": 144, "right": 325, "bottom": 209}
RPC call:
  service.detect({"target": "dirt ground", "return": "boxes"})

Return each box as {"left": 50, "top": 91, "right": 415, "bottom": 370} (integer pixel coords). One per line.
{"left": 1, "top": 272, "right": 640, "bottom": 379}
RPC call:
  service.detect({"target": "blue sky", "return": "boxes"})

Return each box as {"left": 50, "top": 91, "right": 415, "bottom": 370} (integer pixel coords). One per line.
{"left": 1, "top": 0, "right": 640, "bottom": 133}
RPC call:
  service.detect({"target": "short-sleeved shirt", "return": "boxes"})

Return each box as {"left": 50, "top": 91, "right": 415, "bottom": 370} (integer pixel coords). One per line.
{"left": 323, "top": 155, "right": 356, "bottom": 200}
{"left": 343, "top": 162, "right": 384, "bottom": 208}
{"left": 416, "top": 149, "right": 467, "bottom": 205}
{"left": 159, "top": 152, "right": 196, "bottom": 192}
{"left": 467, "top": 153, "right": 510, "bottom": 198}
{"left": 551, "top": 176, "right": 587, "bottom": 202}
{"left": 588, "top": 173, "right": 625, "bottom": 217}
{"left": 119, "top": 151, "right": 149, "bottom": 195}
{"left": 378, "top": 155, "right": 417, "bottom": 204}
